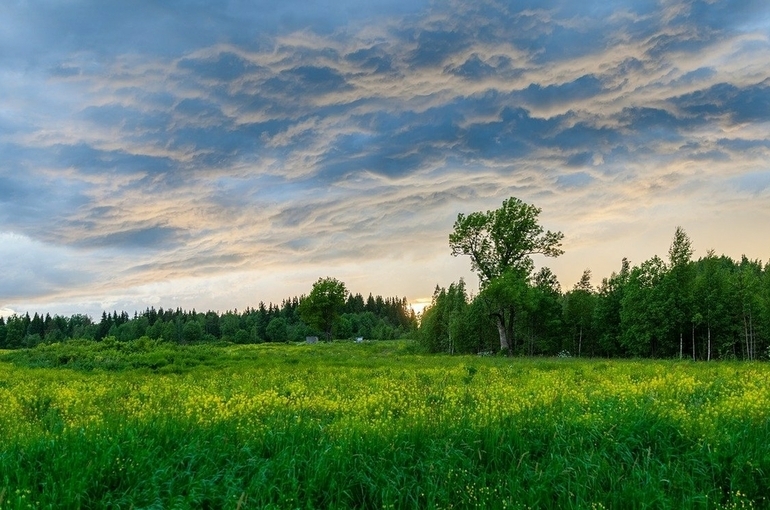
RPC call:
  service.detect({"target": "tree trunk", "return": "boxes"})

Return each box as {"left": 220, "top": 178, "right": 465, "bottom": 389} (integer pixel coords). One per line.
{"left": 578, "top": 325, "right": 583, "bottom": 357}
{"left": 494, "top": 314, "right": 511, "bottom": 354}
{"left": 749, "top": 310, "right": 755, "bottom": 361}
{"left": 707, "top": 324, "right": 711, "bottom": 361}
{"left": 679, "top": 331, "right": 683, "bottom": 360}
{"left": 744, "top": 314, "right": 749, "bottom": 360}
{"left": 692, "top": 322, "right": 696, "bottom": 361}
{"left": 506, "top": 306, "right": 516, "bottom": 355}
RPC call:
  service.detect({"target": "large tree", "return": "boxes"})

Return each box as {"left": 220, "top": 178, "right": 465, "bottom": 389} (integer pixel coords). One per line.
{"left": 298, "top": 277, "right": 348, "bottom": 342}
{"left": 449, "top": 197, "right": 564, "bottom": 353}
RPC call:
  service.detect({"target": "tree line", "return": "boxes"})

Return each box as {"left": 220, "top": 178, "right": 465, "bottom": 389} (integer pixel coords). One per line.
{"left": 419, "top": 198, "right": 770, "bottom": 360}
{"left": 0, "top": 292, "right": 418, "bottom": 349}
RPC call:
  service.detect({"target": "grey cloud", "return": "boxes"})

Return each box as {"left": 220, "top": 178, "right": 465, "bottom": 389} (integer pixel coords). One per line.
{"left": 646, "top": 31, "right": 717, "bottom": 59}
{"left": 464, "top": 107, "right": 563, "bottom": 155}
{"left": 0, "top": 236, "right": 93, "bottom": 300}
{"left": 281, "top": 237, "right": 314, "bottom": 253}
{"left": 345, "top": 47, "right": 394, "bottom": 74}
{"left": 519, "top": 75, "right": 606, "bottom": 108}
{"left": 532, "top": 28, "right": 606, "bottom": 63}
{"left": 447, "top": 54, "right": 517, "bottom": 80}
{"left": 548, "top": 122, "right": 621, "bottom": 151}
{"left": 0, "top": 164, "right": 91, "bottom": 235}
{"left": 319, "top": 150, "right": 432, "bottom": 181}
{"left": 407, "top": 29, "right": 471, "bottom": 68}
{"left": 2, "top": 0, "right": 430, "bottom": 68}
{"left": 175, "top": 98, "right": 229, "bottom": 125}
{"left": 565, "top": 152, "right": 594, "bottom": 168}
{"left": 617, "top": 107, "right": 687, "bottom": 134}
{"left": 717, "top": 138, "right": 770, "bottom": 152}
{"left": 674, "top": 67, "right": 717, "bottom": 86}
{"left": 271, "top": 201, "right": 328, "bottom": 229}
{"left": 75, "top": 226, "right": 185, "bottom": 250}
{"left": 673, "top": 81, "right": 770, "bottom": 124}
{"left": 684, "top": 148, "right": 730, "bottom": 162}
{"left": 262, "top": 65, "right": 352, "bottom": 96}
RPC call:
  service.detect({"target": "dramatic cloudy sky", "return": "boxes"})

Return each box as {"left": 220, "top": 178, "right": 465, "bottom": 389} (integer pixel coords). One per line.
{"left": 2, "top": 0, "right": 770, "bottom": 318}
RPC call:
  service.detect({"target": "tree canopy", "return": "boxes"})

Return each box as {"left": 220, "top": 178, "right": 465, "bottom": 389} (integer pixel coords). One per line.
{"left": 298, "top": 277, "right": 349, "bottom": 342}
{"left": 449, "top": 197, "right": 564, "bottom": 284}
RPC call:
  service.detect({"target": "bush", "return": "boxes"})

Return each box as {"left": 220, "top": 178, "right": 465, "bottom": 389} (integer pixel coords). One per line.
{"left": 0, "top": 337, "right": 222, "bottom": 373}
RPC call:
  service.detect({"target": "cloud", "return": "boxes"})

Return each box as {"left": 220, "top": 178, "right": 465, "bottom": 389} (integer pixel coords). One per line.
{"left": 75, "top": 226, "right": 186, "bottom": 250}
{"left": 673, "top": 81, "right": 770, "bottom": 124}
{"left": 1, "top": 0, "right": 770, "bottom": 315}
{"left": 263, "top": 65, "right": 352, "bottom": 96}
{"left": 519, "top": 74, "right": 607, "bottom": 109}
{"left": 407, "top": 29, "right": 472, "bottom": 68}
{"left": 0, "top": 233, "right": 93, "bottom": 300}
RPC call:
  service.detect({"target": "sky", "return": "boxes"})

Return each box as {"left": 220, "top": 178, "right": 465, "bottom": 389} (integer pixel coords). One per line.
{"left": 1, "top": 0, "right": 770, "bottom": 319}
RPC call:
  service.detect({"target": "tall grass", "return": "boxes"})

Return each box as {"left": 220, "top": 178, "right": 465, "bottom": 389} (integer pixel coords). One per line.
{"left": 0, "top": 341, "right": 767, "bottom": 508}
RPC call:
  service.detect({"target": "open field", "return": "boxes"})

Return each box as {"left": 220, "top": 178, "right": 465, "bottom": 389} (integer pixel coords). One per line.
{"left": 1, "top": 340, "right": 768, "bottom": 509}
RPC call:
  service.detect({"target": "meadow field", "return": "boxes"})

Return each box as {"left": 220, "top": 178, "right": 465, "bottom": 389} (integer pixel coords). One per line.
{"left": 0, "top": 340, "right": 768, "bottom": 509}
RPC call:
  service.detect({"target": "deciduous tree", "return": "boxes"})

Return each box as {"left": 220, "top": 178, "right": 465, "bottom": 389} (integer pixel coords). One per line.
{"left": 298, "top": 277, "right": 348, "bottom": 342}
{"left": 449, "top": 197, "right": 564, "bottom": 353}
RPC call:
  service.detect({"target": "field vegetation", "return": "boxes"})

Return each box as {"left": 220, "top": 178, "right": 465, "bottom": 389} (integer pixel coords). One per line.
{"left": 1, "top": 339, "right": 768, "bottom": 509}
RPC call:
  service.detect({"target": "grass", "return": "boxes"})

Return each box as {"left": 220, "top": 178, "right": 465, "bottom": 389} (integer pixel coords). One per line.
{"left": 0, "top": 340, "right": 768, "bottom": 508}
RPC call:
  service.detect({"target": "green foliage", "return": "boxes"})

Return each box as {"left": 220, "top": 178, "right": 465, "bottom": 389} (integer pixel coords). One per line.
{"left": 265, "top": 316, "right": 289, "bottom": 342}
{"left": 562, "top": 270, "right": 596, "bottom": 357}
{"left": 0, "top": 337, "right": 232, "bottom": 372}
{"left": 182, "top": 319, "right": 204, "bottom": 344}
{"left": 418, "top": 280, "right": 486, "bottom": 354}
{"left": 427, "top": 224, "right": 770, "bottom": 360}
{"left": 449, "top": 196, "right": 565, "bottom": 282}
{"left": 0, "top": 288, "right": 417, "bottom": 353}
{"left": 593, "top": 259, "right": 630, "bottom": 356}
{"left": 297, "top": 277, "right": 348, "bottom": 341}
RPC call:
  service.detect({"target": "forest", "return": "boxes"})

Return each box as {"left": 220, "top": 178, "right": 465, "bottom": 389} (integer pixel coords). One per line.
{"left": 0, "top": 292, "right": 417, "bottom": 349}
{"left": 420, "top": 221, "right": 770, "bottom": 360}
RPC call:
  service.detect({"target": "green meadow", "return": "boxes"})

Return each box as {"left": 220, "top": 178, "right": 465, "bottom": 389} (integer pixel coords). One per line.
{"left": 0, "top": 340, "right": 768, "bottom": 509}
